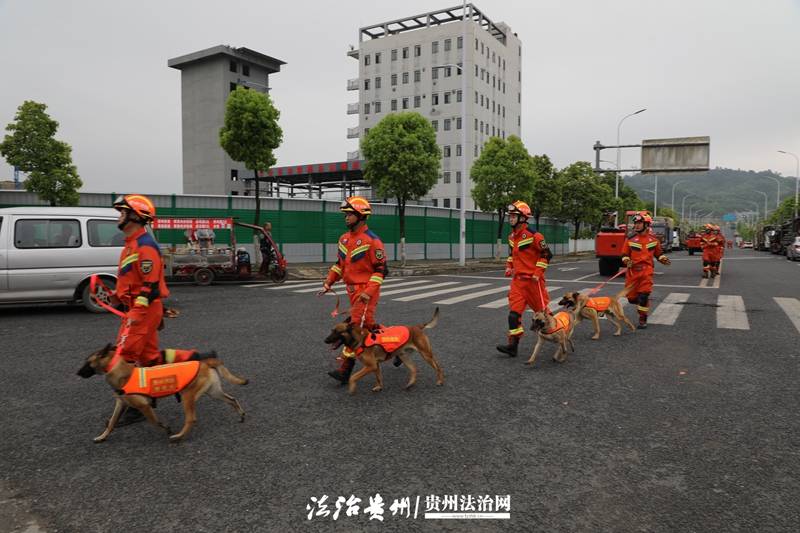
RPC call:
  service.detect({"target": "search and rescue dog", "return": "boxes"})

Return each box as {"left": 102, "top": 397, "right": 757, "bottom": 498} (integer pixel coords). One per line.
{"left": 324, "top": 308, "right": 444, "bottom": 394}
{"left": 526, "top": 308, "right": 579, "bottom": 367}
{"left": 77, "top": 344, "right": 248, "bottom": 443}
{"left": 558, "top": 289, "right": 636, "bottom": 340}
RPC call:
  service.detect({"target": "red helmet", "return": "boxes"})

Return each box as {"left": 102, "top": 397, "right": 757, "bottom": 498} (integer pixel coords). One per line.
{"left": 632, "top": 213, "right": 651, "bottom": 225}
{"left": 113, "top": 194, "right": 156, "bottom": 222}
{"left": 340, "top": 196, "right": 372, "bottom": 217}
{"left": 507, "top": 200, "right": 531, "bottom": 218}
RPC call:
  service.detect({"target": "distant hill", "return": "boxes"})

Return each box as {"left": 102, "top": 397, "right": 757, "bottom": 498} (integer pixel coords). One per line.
{"left": 623, "top": 168, "right": 795, "bottom": 222}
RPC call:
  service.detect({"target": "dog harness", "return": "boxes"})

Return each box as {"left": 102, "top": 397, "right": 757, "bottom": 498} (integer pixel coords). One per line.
{"left": 120, "top": 361, "right": 200, "bottom": 397}
{"left": 585, "top": 297, "right": 611, "bottom": 313}
{"left": 364, "top": 326, "right": 410, "bottom": 353}
{"left": 543, "top": 311, "right": 572, "bottom": 335}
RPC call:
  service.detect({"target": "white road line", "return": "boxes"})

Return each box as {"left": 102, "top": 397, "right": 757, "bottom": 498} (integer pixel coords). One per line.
{"left": 434, "top": 285, "right": 508, "bottom": 305}
{"left": 393, "top": 283, "right": 490, "bottom": 302}
{"left": 266, "top": 280, "right": 325, "bottom": 290}
{"left": 774, "top": 297, "right": 800, "bottom": 335}
{"left": 559, "top": 267, "right": 578, "bottom": 271}
{"left": 712, "top": 260, "right": 723, "bottom": 289}
{"left": 292, "top": 277, "right": 409, "bottom": 293}
{"left": 716, "top": 295, "right": 749, "bottom": 330}
{"left": 379, "top": 281, "right": 459, "bottom": 296}
{"left": 572, "top": 273, "right": 599, "bottom": 281}
{"left": 436, "top": 274, "right": 718, "bottom": 290}
{"left": 648, "top": 293, "right": 690, "bottom": 325}
{"left": 479, "top": 286, "right": 563, "bottom": 309}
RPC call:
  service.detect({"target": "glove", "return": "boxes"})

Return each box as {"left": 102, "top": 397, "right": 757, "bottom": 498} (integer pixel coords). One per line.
{"left": 622, "top": 257, "right": 631, "bottom": 267}
{"left": 504, "top": 268, "right": 513, "bottom": 277}
{"left": 658, "top": 256, "right": 671, "bottom": 265}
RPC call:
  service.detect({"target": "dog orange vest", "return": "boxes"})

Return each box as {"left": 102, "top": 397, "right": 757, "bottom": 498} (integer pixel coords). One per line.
{"left": 543, "top": 312, "right": 572, "bottom": 334}
{"left": 364, "top": 326, "right": 410, "bottom": 353}
{"left": 121, "top": 361, "right": 200, "bottom": 397}
{"left": 585, "top": 297, "right": 611, "bottom": 313}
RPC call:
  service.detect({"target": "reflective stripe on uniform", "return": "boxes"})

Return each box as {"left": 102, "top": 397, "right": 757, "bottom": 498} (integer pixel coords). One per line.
{"left": 138, "top": 368, "right": 147, "bottom": 388}
{"left": 350, "top": 244, "right": 371, "bottom": 256}
{"left": 535, "top": 261, "right": 548, "bottom": 269}
{"left": 637, "top": 306, "right": 649, "bottom": 313}
{"left": 120, "top": 253, "right": 139, "bottom": 268}
{"left": 517, "top": 237, "right": 534, "bottom": 247}
{"left": 135, "top": 295, "right": 149, "bottom": 307}
{"left": 508, "top": 326, "right": 524, "bottom": 336}
{"left": 646, "top": 241, "right": 657, "bottom": 249}
{"left": 164, "top": 349, "right": 177, "bottom": 364}
{"left": 369, "top": 275, "right": 384, "bottom": 284}
{"left": 330, "top": 265, "right": 343, "bottom": 275}
{"left": 629, "top": 242, "right": 643, "bottom": 250}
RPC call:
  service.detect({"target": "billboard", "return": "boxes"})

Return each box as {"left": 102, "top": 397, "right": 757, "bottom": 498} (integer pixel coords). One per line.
{"left": 640, "top": 136, "right": 710, "bottom": 174}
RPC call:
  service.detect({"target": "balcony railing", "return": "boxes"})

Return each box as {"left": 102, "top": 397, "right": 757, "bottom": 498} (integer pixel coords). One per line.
{"left": 346, "top": 127, "right": 360, "bottom": 139}
{"left": 347, "top": 78, "right": 359, "bottom": 91}
{"left": 347, "top": 102, "right": 359, "bottom": 115}
{"left": 346, "top": 48, "right": 359, "bottom": 59}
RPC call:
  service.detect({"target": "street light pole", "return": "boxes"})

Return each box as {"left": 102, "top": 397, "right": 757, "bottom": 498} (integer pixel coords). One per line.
{"left": 614, "top": 108, "right": 646, "bottom": 225}
{"left": 764, "top": 175, "right": 781, "bottom": 209}
{"left": 681, "top": 193, "right": 696, "bottom": 221}
{"left": 671, "top": 180, "right": 688, "bottom": 212}
{"left": 459, "top": 0, "right": 467, "bottom": 267}
{"left": 777, "top": 150, "right": 799, "bottom": 219}
{"left": 755, "top": 190, "right": 769, "bottom": 220}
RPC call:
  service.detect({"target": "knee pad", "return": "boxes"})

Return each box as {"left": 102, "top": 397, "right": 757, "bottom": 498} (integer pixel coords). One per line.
{"left": 508, "top": 311, "right": 522, "bottom": 329}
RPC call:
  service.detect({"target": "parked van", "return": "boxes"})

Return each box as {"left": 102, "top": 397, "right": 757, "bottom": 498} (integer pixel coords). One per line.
{"left": 0, "top": 207, "right": 126, "bottom": 312}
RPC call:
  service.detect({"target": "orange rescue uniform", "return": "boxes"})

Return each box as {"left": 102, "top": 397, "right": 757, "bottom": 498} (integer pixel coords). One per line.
{"left": 621, "top": 232, "right": 666, "bottom": 320}
{"left": 324, "top": 224, "right": 387, "bottom": 334}
{"left": 506, "top": 225, "right": 551, "bottom": 337}
{"left": 115, "top": 227, "right": 170, "bottom": 367}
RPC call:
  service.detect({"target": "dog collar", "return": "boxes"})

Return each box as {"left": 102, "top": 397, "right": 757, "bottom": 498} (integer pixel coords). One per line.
{"left": 105, "top": 351, "right": 123, "bottom": 373}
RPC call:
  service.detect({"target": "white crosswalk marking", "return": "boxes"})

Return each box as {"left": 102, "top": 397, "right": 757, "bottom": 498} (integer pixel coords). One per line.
{"left": 292, "top": 277, "right": 408, "bottom": 293}
{"left": 379, "top": 281, "right": 460, "bottom": 297}
{"left": 716, "top": 295, "right": 749, "bottom": 330}
{"left": 479, "top": 286, "right": 563, "bottom": 309}
{"left": 434, "top": 285, "right": 508, "bottom": 305}
{"left": 649, "top": 293, "right": 690, "bottom": 325}
{"left": 266, "top": 280, "right": 324, "bottom": 290}
{"left": 393, "top": 283, "right": 490, "bottom": 302}
{"left": 774, "top": 297, "right": 800, "bottom": 334}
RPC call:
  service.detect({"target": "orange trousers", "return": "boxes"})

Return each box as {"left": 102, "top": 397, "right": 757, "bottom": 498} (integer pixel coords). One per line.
{"left": 507, "top": 275, "right": 549, "bottom": 337}
{"left": 117, "top": 300, "right": 163, "bottom": 366}
{"left": 345, "top": 283, "right": 380, "bottom": 330}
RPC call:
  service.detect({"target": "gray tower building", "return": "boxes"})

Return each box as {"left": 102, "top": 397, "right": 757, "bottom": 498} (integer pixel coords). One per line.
{"left": 168, "top": 45, "right": 285, "bottom": 195}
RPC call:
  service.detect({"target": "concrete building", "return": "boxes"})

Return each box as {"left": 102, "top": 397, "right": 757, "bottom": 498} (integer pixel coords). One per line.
{"left": 168, "top": 45, "right": 285, "bottom": 196}
{"left": 347, "top": 4, "right": 522, "bottom": 210}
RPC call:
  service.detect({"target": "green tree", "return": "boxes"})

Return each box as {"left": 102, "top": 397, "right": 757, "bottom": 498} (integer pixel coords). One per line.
{"left": 219, "top": 87, "right": 282, "bottom": 227}
{"left": 527, "top": 154, "right": 560, "bottom": 231}
{"left": 555, "top": 162, "right": 613, "bottom": 252}
{"left": 0, "top": 100, "right": 82, "bottom": 206}
{"left": 597, "top": 172, "right": 644, "bottom": 226}
{"left": 361, "top": 112, "right": 440, "bottom": 265}
{"left": 766, "top": 196, "right": 799, "bottom": 224}
{"left": 471, "top": 136, "right": 535, "bottom": 256}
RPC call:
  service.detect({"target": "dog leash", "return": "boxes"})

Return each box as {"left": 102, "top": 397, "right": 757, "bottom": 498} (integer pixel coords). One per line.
{"left": 90, "top": 275, "right": 126, "bottom": 318}
{"left": 317, "top": 286, "right": 342, "bottom": 318}
{"left": 586, "top": 267, "right": 628, "bottom": 296}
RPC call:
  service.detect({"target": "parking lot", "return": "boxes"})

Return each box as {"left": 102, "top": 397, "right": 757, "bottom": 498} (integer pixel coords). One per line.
{"left": 1, "top": 247, "right": 798, "bottom": 532}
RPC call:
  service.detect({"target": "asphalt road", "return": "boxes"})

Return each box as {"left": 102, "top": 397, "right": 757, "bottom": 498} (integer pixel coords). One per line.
{"left": 1, "top": 246, "right": 798, "bottom": 532}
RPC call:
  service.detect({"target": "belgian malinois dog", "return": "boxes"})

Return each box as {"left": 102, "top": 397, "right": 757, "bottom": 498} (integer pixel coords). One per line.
{"left": 77, "top": 344, "right": 248, "bottom": 443}
{"left": 558, "top": 289, "right": 636, "bottom": 340}
{"left": 324, "top": 308, "right": 444, "bottom": 394}
{"left": 527, "top": 309, "right": 578, "bottom": 367}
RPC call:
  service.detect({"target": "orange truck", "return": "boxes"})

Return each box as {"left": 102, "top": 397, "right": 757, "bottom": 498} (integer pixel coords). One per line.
{"left": 594, "top": 210, "right": 640, "bottom": 276}
{"left": 684, "top": 232, "right": 702, "bottom": 255}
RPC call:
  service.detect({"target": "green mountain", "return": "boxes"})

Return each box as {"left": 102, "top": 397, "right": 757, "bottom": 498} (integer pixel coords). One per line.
{"left": 623, "top": 168, "right": 794, "bottom": 222}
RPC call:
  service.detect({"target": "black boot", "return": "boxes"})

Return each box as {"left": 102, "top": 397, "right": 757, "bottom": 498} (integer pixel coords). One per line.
{"left": 328, "top": 357, "right": 356, "bottom": 384}
{"left": 637, "top": 315, "right": 648, "bottom": 330}
{"left": 496, "top": 336, "right": 520, "bottom": 357}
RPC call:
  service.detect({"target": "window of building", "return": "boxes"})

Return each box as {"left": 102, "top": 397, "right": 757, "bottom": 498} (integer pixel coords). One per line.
{"left": 443, "top": 145, "right": 451, "bottom": 157}
{"left": 414, "top": 95, "right": 421, "bottom": 108}
{"left": 391, "top": 49, "right": 398, "bottom": 61}
{"left": 492, "top": 51, "right": 496, "bottom": 63}
{"left": 391, "top": 74, "right": 398, "bottom": 86}
{"left": 402, "top": 97, "right": 409, "bottom": 109}
{"left": 503, "top": 82, "right": 506, "bottom": 94}
{"left": 364, "top": 79, "right": 370, "bottom": 90}
{"left": 443, "top": 171, "right": 451, "bottom": 184}
{"left": 518, "top": 71, "right": 521, "bottom": 81}
{"left": 364, "top": 103, "right": 370, "bottom": 114}
{"left": 402, "top": 47, "right": 409, "bottom": 59}
{"left": 518, "top": 116, "right": 521, "bottom": 126}
{"left": 518, "top": 92, "right": 521, "bottom": 103}
{"left": 492, "top": 101, "right": 495, "bottom": 113}
{"left": 375, "top": 52, "right": 381, "bottom": 64}
{"left": 456, "top": 198, "right": 461, "bottom": 209}
{"left": 457, "top": 36, "right": 463, "bottom": 49}
{"left": 365, "top": 127, "right": 370, "bottom": 135}
{"left": 231, "top": 191, "right": 239, "bottom": 196}
{"left": 493, "top": 75, "right": 496, "bottom": 88}
{"left": 480, "top": 120, "right": 484, "bottom": 132}
{"left": 475, "top": 91, "right": 478, "bottom": 104}
{"left": 414, "top": 45, "right": 421, "bottom": 57}
{"left": 444, "top": 66, "right": 452, "bottom": 77}
{"left": 475, "top": 65, "right": 479, "bottom": 76}
{"left": 229, "top": 82, "right": 237, "bottom": 93}
{"left": 474, "top": 145, "right": 478, "bottom": 156}
{"left": 474, "top": 118, "right": 478, "bottom": 130}
{"left": 375, "top": 76, "right": 381, "bottom": 89}
{"left": 456, "top": 145, "right": 462, "bottom": 157}
{"left": 15, "top": 219, "right": 82, "bottom": 249}
{"left": 456, "top": 117, "right": 462, "bottom": 129}
{"left": 481, "top": 42, "right": 484, "bottom": 54}
{"left": 475, "top": 38, "right": 479, "bottom": 50}
{"left": 242, "top": 64, "right": 250, "bottom": 76}
{"left": 432, "top": 68, "right": 439, "bottom": 80}
{"left": 231, "top": 169, "right": 239, "bottom": 181}
{"left": 432, "top": 93, "right": 439, "bottom": 105}
{"left": 456, "top": 90, "right": 462, "bottom": 102}
{"left": 503, "top": 106, "right": 506, "bottom": 117}
{"left": 457, "top": 62, "right": 462, "bottom": 75}
{"left": 456, "top": 171, "right": 462, "bottom": 183}
{"left": 402, "top": 72, "right": 409, "bottom": 84}
{"left": 503, "top": 59, "right": 506, "bottom": 70}
{"left": 414, "top": 70, "right": 421, "bottom": 82}
{"left": 444, "top": 38, "right": 451, "bottom": 52}
{"left": 375, "top": 101, "right": 382, "bottom": 113}
{"left": 432, "top": 119, "right": 438, "bottom": 131}
{"left": 364, "top": 54, "right": 370, "bottom": 66}
{"left": 391, "top": 99, "right": 397, "bottom": 111}
{"left": 432, "top": 41, "right": 439, "bottom": 53}
{"left": 229, "top": 60, "right": 237, "bottom": 73}
{"left": 480, "top": 69, "right": 484, "bottom": 81}
{"left": 444, "top": 92, "right": 451, "bottom": 104}
{"left": 432, "top": 199, "right": 438, "bottom": 207}
{"left": 480, "top": 94, "right": 484, "bottom": 106}
{"left": 492, "top": 126, "right": 495, "bottom": 136}
{"left": 443, "top": 198, "right": 451, "bottom": 208}
{"left": 444, "top": 118, "right": 451, "bottom": 131}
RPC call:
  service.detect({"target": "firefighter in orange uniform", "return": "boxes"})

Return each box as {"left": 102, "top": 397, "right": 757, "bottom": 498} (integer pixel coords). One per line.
{"left": 496, "top": 201, "right": 552, "bottom": 357}
{"left": 700, "top": 223, "right": 721, "bottom": 278}
{"left": 621, "top": 212, "right": 671, "bottom": 329}
{"left": 712, "top": 225, "right": 726, "bottom": 275}
{"left": 322, "top": 196, "right": 388, "bottom": 383}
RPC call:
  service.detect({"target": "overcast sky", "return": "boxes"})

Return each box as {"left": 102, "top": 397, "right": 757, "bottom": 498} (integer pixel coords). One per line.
{"left": 1, "top": 0, "right": 798, "bottom": 193}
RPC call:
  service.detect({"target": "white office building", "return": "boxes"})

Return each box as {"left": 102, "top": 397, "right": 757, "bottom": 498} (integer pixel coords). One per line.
{"left": 346, "top": 4, "right": 522, "bottom": 210}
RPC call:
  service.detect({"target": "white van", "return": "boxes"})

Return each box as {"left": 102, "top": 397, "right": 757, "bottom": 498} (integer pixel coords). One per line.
{"left": 0, "top": 207, "right": 125, "bottom": 312}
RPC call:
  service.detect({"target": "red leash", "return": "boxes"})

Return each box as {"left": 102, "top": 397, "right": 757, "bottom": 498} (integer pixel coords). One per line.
{"left": 586, "top": 267, "right": 628, "bottom": 296}
{"left": 90, "top": 275, "right": 126, "bottom": 318}
{"left": 317, "top": 286, "right": 341, "bottom": 318}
